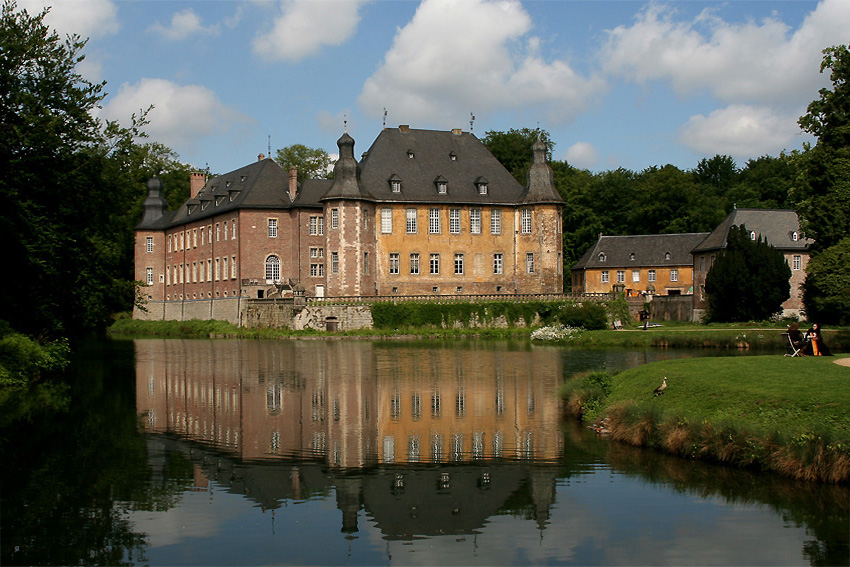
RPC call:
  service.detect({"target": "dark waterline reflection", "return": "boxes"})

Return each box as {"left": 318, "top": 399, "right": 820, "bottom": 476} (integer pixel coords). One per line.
{"left": 1, "top": 338, "right": 847, "bottom": 566}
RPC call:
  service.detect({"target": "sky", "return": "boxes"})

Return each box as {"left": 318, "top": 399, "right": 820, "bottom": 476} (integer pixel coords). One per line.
{"left": 18, "top": 0, "right": 850, "bottom": 174}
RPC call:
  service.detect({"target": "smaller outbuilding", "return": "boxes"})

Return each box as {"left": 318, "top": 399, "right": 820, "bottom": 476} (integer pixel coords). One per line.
{"left": 571, "top": 233, "right": 709, "bottom": 296}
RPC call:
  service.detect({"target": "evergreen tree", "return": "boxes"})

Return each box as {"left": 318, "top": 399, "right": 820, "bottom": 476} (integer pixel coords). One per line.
{"left": 705, "top": 225, "right": 791, "bottom": 322}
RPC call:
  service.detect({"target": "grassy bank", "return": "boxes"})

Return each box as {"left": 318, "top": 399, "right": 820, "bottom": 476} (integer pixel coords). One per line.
{"left": 109, "top": 317, "right": 850, "bottom": 351}
{"left": 562, "top": 355, "right": 850, "bottom": 483}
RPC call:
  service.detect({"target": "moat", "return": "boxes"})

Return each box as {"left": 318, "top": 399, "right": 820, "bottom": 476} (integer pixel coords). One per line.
{"left": 1, "top": 338, "right": 847, "bottom": 566}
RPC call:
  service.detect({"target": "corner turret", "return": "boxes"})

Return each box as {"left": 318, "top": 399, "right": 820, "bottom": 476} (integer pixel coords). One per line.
{"left": 138, "top": 177, "right": 170, "bottom": 228}
{"left": 322, "top": 132, "right": 372, "bottom": 201}
{"left": 522, "top": 137, "right": 563, "bottom": 204}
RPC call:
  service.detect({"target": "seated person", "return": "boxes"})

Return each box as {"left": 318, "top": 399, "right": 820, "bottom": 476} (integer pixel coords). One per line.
{"left": 804, "top": 322, "right": 832, "bottom": 356}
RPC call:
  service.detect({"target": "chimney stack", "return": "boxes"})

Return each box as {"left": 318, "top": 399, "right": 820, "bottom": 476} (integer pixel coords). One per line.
{"left": 399, "top": 125, "right": 410, "bottom": 133}
{"left": 190, "top": 172, "right": 206, "bottom": 199}
{"left": 258, "top": 153, "right": 266, "bottom": 161}
{"left": 288, "top": 167, "right": 298, "bottom": 201}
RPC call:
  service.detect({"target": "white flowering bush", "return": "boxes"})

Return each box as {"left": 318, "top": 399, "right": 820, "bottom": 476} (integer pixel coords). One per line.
{"left": 531, "top": 324, "right": 584, "bottom": 341}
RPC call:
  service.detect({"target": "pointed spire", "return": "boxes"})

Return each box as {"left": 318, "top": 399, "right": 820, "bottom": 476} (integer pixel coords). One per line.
{"left": 523, "top": 136, "right": 563, "bottom": 204}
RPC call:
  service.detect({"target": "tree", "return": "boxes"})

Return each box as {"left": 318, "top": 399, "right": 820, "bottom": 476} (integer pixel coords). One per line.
{"left": 482, "top": 128, "right": 554, "bottom": 184}
{"left": 802, "top": 236, "right": 850, "bottom": 325}
{"left": 693, "top": 155, "right": 739, "bottom": 198}
{"left": 704, "top": 225, "right": 792, "bottom": 322}
{"left": 795, "top": 44, "right": 850, "bottom": 251}
{"left": 0, "top": 1, "right": 143, "bottom": 338}
{"left": 273, "top": 144, "right": 332, "bottom": 182}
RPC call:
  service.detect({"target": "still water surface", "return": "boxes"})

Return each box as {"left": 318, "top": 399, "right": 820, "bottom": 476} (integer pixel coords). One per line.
{"left": 2, "top": 338, "right": 847, "bottom": 566}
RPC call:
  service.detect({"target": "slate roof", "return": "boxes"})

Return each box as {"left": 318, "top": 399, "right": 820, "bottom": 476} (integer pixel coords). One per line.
{"left": 692, "top": 208, "right": 811, "bottom": 253}
{"left": 356, "top": 127, "right": 562, "bottom": 205}
{"left": 138, "top": 126, "right": 562, "bottom": 230}
{"left": 572, "top": 233, "right": 710, "bottom": 270}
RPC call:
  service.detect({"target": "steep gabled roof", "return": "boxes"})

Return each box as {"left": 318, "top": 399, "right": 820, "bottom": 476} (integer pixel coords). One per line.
{"left": 693, "top": 208, "right": 811, "bottom": 253}
{"left": 572, "top": 233, "right": 710, "bottom": 270}
{"left": 357, "top": 127, "right": 526, "bottom": 205}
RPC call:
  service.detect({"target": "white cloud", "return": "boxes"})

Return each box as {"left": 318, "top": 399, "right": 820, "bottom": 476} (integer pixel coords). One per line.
{"left": 253, "top": 0, "right": 367, "bottom": 62}
{"left": 678, "top": 104, "right": 803, "bottom": 158}
{"left": 601, "top": 0, "right": 850, "bottom": 108}
{"left": 357, "top": 0, "right": 604, "bottom": 128}
{"left": 97, "top": 78, "right": 253, "bottom": 152}
{"left": 565, "top": 142, "right": 598, "bottom": 169}
{"left": 17, "top": 0, "right": 119, "bottom": 39}
{"left": 148, "top": 9, "right": 221, "bottom": 40}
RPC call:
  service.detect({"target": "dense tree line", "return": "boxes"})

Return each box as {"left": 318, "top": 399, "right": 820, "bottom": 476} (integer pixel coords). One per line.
{"left": 482, "top": 130, "right": 801, "bottom": 270}
{"left": 1, "top": 1, "right": 192, "bottom": 361}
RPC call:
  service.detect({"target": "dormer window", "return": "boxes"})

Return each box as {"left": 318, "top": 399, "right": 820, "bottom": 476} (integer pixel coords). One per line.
{"left": 201, "top": 201, "right": 209, "bottom": 211}
{"left": 187, "top": 204, "right": 196, "bottom": 215}
{"left": 240, "top": 175, "right": 247, "bottom": 183}
{"left": 215, "top": 195, "right": 225, "bottom": 206}
{"left": 434, "top": 175, "right": 448, "bottom": 194}
{"left": 389, "top": 175, "right": 402, "bottom": 193}
{"left": 598, "top": 252, "right": 606, "bottom": 262}
{"left": 407, "top": 150, "right": 415, "bottom": 159}
{"left": 449, "top": 152, "right": 457, "bottom": 161}
{"left": 792, "top": 231, "right": 799, "bottom": 241}
{"left": 665, "top": 252, "right": 671, "bottom": 260}
{"left": 475, "top": 176, "right": 488, "bottom": 195}
{"left": 750, "top": 231, "right": 756, "bottom": 240}
{"left": 629, "top": 253, "right": 636, "bottom": 261}
{"left": 225, "top": 180, "right": 232, "bottom": 188}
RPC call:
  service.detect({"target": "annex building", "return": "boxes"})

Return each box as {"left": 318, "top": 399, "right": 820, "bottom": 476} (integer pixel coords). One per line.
{"left": 134, "top": 126, "right": 565, "bottom": 324}
{"left": 571, "top": 208, "right": 810, "bottom": 320}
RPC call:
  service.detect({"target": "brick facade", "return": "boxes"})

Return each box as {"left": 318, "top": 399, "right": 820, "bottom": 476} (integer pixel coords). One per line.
{"left": 134, "top": 127, "right": 564, "bottom": 323}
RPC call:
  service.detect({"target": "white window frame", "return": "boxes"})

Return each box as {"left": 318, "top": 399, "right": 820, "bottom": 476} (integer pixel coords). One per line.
{"left": 410, "top": 253, "right": 420, "bottom": 275}
{"left": 265, "top": 255, "right": 280, "bottom": 282}
{"left": 429, "top": 208, "right": 441, "bottom": 234}
{"left": 526, "top": 253, "right": 534, "bottom": 274}
{"left": 146, "top": 236, "right": 154, "bottom": 253}
{"left": 145, "top": 267, "right": 153, "bottom": 285}
{"left": 793, "top": 255, "right": 802, "bottom": 270}
{"left": 494, "top": 253, "right": 503, "bottom": 274}
{"left": 617, "top": 270, "right": 625, "bottom": 283}
{"left": 406, "top": 208, "right": 417, "bottom": 234}
{"left": 521, "top": 209, "right": 532, "bottom": 234}
{"left": 491, "top": 209, "right": 501, "bottom": 235}
{"left": 331, "top": 251, "right": 338, "bottom": 274}
{"left": 331, "top": 208, "right": 339, "bottom": 229}
{"left": 648, "top": 269, "right": 657, "bottom": 282}
{"left": 381, "top": 208, "right": 393, "bottom": 234}
{"left": 601, "top": 270, "right": 609, "bottom": 283}
{"left": 449, "top": 209, "right": 460, "bottom": 234}
{"left": 670, "top": 269, "right": 679, "bottom": 282}
{"left": 632, "top": 270, "right": 640, "bottom": 283}
{"left": 389, "top": 253, "right": 399, "bottom": 275}
{"left": 454, "top": 253, "right": 464, "bottom": 275}
{"left": 470, "top": 208, "right": 481, "bottom": 234}
{"left": 268, "top": 218, "right": 278, "bottom": 238}
{"left": 430, "top": 253, "right": 440, "bottom": 275}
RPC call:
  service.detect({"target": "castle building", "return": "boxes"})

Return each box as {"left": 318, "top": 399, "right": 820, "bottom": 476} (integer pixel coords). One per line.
{"left": 134, "top": 126, "right": 564, "bottom": 323}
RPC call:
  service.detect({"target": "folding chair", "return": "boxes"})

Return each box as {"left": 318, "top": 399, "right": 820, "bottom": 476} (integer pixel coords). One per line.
{"left": 783, "top": 333, "right": 803, "bottom": 357}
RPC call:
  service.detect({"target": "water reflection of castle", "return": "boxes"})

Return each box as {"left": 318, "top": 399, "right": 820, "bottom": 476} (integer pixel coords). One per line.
{"left": 135, "top": 339, "right": 564, "bottom": 468}
{"left": 135, "top": 339, "right": 566, "bottom": 537}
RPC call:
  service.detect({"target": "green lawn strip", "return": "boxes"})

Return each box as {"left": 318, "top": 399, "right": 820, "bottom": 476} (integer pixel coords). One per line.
{"left": 605, "top": 355, "right": 850, "bottom": 438}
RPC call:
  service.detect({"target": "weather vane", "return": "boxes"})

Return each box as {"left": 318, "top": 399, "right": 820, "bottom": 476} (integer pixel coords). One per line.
{"left": 383, "top": 108, "right": 388, "bottom": 128}
{"left": 470, "top": 112, "right": 475, "bottom": 132}
{"left": 344, "top": 115, "right": 348, "bottom": 134}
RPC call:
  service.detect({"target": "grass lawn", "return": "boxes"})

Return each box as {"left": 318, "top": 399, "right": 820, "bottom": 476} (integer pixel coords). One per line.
{"left": 606, "top": 355, "right": 850, "bottom": 438}
{"left": 572, "top": 354, "right": 850, "bottom": 482}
